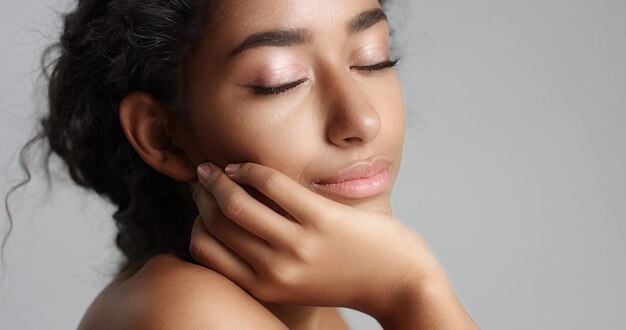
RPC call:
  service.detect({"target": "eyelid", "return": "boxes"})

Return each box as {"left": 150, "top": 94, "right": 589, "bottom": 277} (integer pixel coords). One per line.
{"left": 249, "top": 58, "right": 398, "bottom": 96}
{"left": 351, "top": 58, "right": 399, "bottom": 72}
{"left": 251, "top": 78, "right": 308, "bottom": 95}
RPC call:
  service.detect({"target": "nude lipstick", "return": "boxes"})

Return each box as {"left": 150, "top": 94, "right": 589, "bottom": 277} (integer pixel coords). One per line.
{"left": 313, "top": 159, "right": 392, "bottom": 199}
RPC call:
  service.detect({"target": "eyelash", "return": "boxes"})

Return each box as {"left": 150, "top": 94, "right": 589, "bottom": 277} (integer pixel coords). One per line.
{"left": 253, "top": 78, "right": 308, "bottom": 95}
{"left": 252, "top": 58, "right": 399, "bottom": 95}
{"left": 350, "top": 58, "right": 399, "bottom": 72}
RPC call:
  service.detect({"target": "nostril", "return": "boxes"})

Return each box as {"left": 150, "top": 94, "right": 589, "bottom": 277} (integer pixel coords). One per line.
{"left": 343, "top": 137, "right": 362, "bottom": 144}
{"left": 326, "top": 109, "right": 381, "bottom": 147}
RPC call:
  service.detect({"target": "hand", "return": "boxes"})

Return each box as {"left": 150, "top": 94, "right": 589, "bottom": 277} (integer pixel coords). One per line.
{"left": 189, "top": 162, "right": 448, "bottom": 318}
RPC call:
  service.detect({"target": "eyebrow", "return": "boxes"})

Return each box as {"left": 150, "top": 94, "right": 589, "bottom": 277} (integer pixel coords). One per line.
{"left": 347, "top": 8, "right": 388, "bottom": 35}
{"left": 228, "top": 28, "right": 314, "bottom": 58}
{"left": 228, "top": 8, "right": 388, "bottom": 59}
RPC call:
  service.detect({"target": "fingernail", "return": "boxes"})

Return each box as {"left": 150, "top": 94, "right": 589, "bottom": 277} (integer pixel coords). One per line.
{"left": 197, "top": 163, "right": 212, "bottom": 180}
{"left": 224, "top": 164, "right": 240, "bottom": 176}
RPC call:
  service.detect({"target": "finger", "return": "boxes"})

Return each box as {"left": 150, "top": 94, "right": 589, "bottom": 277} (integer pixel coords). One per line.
{"left": 223, "top": 162, "right": 337, "bottom": 223}
{"left": 195, "top": 202, "right": 275, "bottom": 270}
{"left": 190, "top": 180, "right": 222, "bottom": 221}
{"left": 192, "top": 185, "right": 273, "bottom": 258}
{"left": 189, "top": 218, "right": 256, "bottom": 287}
{"left": 196, "top": 163, "right": 300, "bottom": 247}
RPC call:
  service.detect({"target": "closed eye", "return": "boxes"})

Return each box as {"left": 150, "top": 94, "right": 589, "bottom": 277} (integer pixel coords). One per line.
{"left": 351, "top": 58, "right": 399, "bottom": 72}
{"left": 252, "top": 78, "right": 307, "bottom": 95}
{"left": 250, "top": 59, "right": 398, "bottom": 96}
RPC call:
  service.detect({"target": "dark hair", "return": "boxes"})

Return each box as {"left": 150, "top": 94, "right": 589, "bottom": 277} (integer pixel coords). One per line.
{"left": 36, "top": 0, "right": 213, "bottom": 273}
{"left": 5, "top": 0, "right": 390, "bottom": 274}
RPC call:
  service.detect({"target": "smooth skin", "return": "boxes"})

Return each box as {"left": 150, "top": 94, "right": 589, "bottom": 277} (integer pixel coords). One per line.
{"left": 190, "top": 163, "right": 477, "bottom": 329}
{"left": 80, "top": 0, "right": 479, "bottom": 329}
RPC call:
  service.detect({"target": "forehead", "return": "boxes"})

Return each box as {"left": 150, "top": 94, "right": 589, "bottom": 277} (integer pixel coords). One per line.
{"left": 210, "top": 0, "right": 382, "bottom": 27}
{"left": 201, "top": 0, "right": 383, "bottom": 52}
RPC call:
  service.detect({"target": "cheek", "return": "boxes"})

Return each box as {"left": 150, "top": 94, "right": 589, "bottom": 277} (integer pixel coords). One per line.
{"left": 189, "top": 103, "right": 321, "bottom": 178}
{"left": 374, "top": 76, "right": 406, "bottom": 149}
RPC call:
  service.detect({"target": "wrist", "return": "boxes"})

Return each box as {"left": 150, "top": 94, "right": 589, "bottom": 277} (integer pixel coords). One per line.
{"left": 375, "top": 270, "right": 451, "bottom": 324}
{"left": 374, "top": 274, "right": 479, "bottom": 330}
{"left": 350, "top": 258, "right": 449, "bottom": 321}
{"left": 348, "top": 237, "right": 450, "bottom": 319}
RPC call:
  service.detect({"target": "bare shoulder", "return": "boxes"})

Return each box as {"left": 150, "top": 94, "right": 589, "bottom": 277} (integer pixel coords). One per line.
{"left": 78, "top": 254, "right": 287, "bottom": 329}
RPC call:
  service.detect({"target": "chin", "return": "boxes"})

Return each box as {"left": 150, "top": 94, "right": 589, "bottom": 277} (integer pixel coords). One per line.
{"left": 335, "top": 193, "right": 393, "bottom": 216}
{"left": 246, "top": 186, "right": 392, "bottom": 219}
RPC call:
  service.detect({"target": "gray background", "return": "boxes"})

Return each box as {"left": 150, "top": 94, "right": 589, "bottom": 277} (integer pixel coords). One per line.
{"left": 1, "top": 0, "right": 625, "bottom": 329}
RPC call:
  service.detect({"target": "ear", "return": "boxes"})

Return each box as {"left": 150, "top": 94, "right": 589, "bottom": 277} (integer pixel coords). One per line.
{"left": 119, "top": 92, "right": 196, "bottom": 182}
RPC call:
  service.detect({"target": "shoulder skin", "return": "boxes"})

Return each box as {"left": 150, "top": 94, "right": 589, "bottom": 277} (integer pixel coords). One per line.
{"left": 78, "top": 254, "right": 288, "bottom": 330}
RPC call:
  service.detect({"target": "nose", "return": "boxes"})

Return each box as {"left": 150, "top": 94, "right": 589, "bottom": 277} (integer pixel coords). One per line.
{"left": 323, "top": 75, "right": 382, "bottom": 147}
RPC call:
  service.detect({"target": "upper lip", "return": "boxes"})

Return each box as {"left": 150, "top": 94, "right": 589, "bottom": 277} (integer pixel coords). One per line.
{"left": 314, "top": 159, "right": 392, "bottom": 185}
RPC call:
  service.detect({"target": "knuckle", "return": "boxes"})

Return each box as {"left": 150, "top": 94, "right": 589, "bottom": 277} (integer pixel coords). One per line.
{"left": 189, "top": 232, "right": 210, "bottom": 262}
{"left": 195, "top": 212, "right": 221, "bottom": 235}
{"left": 199, "top": 197, "right": 218, "bottom": 215}
{"left": 239, "top": 162, "right": 254, "bottom": 176}
{"left": 313, "top": 209, "right": 341, "bottom": 232}
{"left": 260, "top": 171, "right": 282, "bottom": 192}
{"left": 292, "top": 237, "right": 316, "bottom": 262}
{"left": 199, "top": 170, "right": 217, "bottom": 188}
{"left": 190, "top": 216, "right": 205, "bottom": 237}
{"left": 221, "top": 193, "right": 246, "bottom": 220}
{"left": 212, "top": 171, "right": 230, "bottom": 188}
{"left": 267, "top": 261, "right": 300, "bottom": 288}
{"left": 204, "top": 215, "right": 222, "bottom": 235}
{"left": 188, "top": 240, "right": 205, "bottom": 261}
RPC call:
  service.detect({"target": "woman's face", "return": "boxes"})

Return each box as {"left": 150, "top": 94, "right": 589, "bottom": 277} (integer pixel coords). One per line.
{"left": 183, "top": 0, "right": 404, "bottom": 214}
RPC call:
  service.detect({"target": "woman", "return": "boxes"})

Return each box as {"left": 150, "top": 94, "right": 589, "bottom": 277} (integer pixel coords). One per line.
{"left": 36, "top": 0, "right": 478, "bottom": 328}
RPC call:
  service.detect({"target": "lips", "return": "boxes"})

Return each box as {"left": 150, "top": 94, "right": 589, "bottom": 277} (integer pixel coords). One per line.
{"left": 312, "top": 159, "right": 392, "bottom": 199}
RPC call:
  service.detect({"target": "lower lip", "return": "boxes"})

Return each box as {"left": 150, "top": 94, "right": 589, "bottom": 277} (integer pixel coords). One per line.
{"left": 313, "top": 168, "right": 391, "bottom": 199}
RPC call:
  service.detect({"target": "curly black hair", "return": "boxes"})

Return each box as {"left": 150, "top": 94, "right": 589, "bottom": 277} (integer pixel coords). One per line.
{"left": 4, "top": 0, "right": 389, "bottom": 275}
{"left": 25, "top": 0, "right": 214, "bottom": 273}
